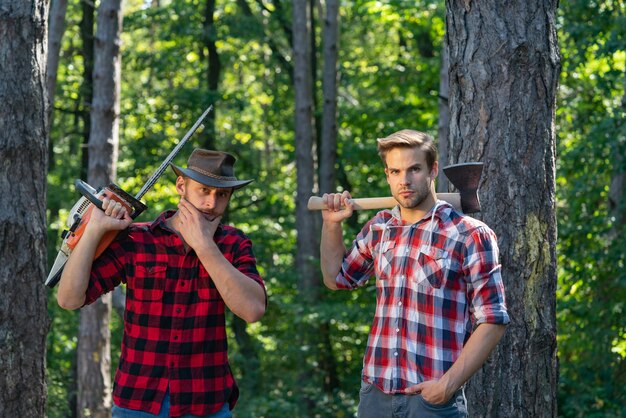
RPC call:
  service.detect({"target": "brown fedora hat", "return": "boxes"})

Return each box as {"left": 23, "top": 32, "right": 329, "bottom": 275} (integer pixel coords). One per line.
{"left": 170, "top": 149, "right": 253, "bottom": 190}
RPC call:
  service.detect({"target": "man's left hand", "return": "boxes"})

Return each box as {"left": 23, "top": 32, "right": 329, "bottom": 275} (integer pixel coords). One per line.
{"left": 405, "top": 379, "right": 453, "bottom": 405}
{"left": 176, "top": 198, "right": 220, "bottom": 250}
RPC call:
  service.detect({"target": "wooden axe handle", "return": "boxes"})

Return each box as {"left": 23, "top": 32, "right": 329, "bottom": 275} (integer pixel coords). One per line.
{"left": 307, "top": 193, "right": 462, "bottom": 212}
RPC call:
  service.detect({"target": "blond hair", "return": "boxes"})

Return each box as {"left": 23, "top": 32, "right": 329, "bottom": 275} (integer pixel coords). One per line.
{"left": 377, "top": 129, "right": 437, "bottom": 170}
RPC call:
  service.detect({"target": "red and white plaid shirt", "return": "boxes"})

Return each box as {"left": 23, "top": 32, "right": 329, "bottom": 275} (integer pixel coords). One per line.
{"left": 336, "top": 201, "right": 509, "bottom": 394}
{"left": 83, "top": 211, "right": 265, "bottom": 417}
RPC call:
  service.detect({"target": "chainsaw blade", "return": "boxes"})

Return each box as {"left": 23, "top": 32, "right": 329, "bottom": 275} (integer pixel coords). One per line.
{"left": 45, "top": 240, "right": 70, "bottom": 288}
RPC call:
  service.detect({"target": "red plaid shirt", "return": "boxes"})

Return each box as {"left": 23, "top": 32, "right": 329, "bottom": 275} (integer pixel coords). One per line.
{"left": 83, "top": 211, "right": 265, "bottom": 417}
{"left": 336, "top": 201, "right": 509, "bottom": 394}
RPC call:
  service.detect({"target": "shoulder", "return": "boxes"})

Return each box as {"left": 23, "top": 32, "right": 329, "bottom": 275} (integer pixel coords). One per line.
{"left": 219, "top": 224, "right": 253, "bottom": 242}
{"left": 444, "top": 207, "right": 498, "bottom": 242}
{"left": 362, "top": 210, "right": 394, "bottom": 230}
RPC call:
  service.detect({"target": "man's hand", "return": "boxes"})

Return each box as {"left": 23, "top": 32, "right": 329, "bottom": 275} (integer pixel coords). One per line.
{"left": 176, "top": 197, "right": 220, "bottom": 251}
{"left": 405, "top": 379, "right": 454, "bottom": 405}
{"left": 321, "top": 191, "right": 354, "bottom": 224}
{"left": 86, "top": 194, "right": 133, "bottom": 235}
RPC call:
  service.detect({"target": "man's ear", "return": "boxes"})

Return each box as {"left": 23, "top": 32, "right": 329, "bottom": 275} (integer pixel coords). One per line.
{"left": 175, "top": 176, "right": 186, "bottom": 195}
{"left": 430, "top": 161, "right": 439, "bottom": 180}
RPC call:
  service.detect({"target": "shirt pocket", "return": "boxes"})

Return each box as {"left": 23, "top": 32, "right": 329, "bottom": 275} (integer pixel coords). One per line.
{"left": 415, "top": 246, "right": 449, "bottom": 289}
{"left": 131, "top": 264, "right": 166, "bottom": 301}
{"left": 375, "top": 240, "right": 397, "bottom": 280}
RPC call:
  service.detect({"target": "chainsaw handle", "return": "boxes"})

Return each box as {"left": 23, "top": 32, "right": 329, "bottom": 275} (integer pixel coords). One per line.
{"left": 75, "top": 179, "right": 104, "bottom": 211}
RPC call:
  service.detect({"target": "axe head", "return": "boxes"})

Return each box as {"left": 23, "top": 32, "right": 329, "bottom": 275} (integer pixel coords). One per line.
{"left": 443, "top": 162, "right": 483, "bottom": 213}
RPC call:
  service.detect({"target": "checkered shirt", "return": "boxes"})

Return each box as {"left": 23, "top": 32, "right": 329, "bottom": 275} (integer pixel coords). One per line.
{"left": 83, "top": 210, "right": 265, "bottom": 416}
{"left": 336, "top": 201, "right": 509, "bottom": 394}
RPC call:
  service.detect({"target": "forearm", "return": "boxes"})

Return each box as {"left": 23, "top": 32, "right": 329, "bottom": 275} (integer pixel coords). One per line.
{"left": 439, "top": 323, "right": 507, "bottom": 396}
{"left": 196, "top": 244, "right": 266, "bottom": 323}
{"left": 57, "top": 228, "right": 104, "bottom": 310}
{"left": 320, "top": 221, "right": 346, "bottom": 290}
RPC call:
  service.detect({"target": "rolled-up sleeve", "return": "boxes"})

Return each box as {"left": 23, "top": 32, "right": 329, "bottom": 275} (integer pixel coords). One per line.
{"left": 463, "top": 227, "right": 510, "bottom": 326}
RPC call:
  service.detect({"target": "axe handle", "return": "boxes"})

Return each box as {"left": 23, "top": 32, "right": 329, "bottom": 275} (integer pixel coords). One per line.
{"left": 307, "top": 193, "right": 462, "bottom": 212}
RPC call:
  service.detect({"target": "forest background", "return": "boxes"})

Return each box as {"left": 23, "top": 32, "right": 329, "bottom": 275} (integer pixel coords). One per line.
{"left": 37, "top": 0, "right": 625, "bottom": 417}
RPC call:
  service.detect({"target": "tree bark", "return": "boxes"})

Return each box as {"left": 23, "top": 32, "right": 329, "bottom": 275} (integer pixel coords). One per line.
{"left": 77, "top": 0, "right": 124, "bottom": 416}
{"left": 79, "top": 0, "right": 95, "bottom": 181}
{"left": 0, "top": 0, "right": 50, "bottom": 416}
{"left": 319, "top": 0, "right": 339, "bottom": 195}
{"left": 293, "top": 0, "right": 318, "bottom": 297}
{"left": 445, "top": 1, "right": 560, "bottom": 416}
{"left": 202, "top": 0, "right": 220, "bottom": 150}
{"left": 46, "top": 0, "right": 68, "bottom": 170}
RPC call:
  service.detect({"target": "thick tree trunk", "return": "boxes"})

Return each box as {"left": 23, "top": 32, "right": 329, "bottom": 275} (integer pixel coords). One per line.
{"left": 77, "top": 0, "right": 124, "bottom": 416}
{"left": 445, "top": 1, "right": 560, "bottom": 416}
{"left": 0, "top": 0, "right": 50, "bottom": 416}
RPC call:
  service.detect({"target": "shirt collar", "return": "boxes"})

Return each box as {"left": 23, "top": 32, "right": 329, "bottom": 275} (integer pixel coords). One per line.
{"left": 388, "top": 200, "right": 453, "bottom": 226}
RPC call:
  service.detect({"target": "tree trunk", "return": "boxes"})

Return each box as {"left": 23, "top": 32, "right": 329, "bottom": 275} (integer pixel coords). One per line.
{"left": 316, "top": 0, "right": 340, "bottom": 395}
{"left": 79, "top": 0, "right": 95, "bottom": 181}
{"left": 293, "top": 0, "right": 322, "bottom": 410}
{"left": 202, "top": 0, "right": 220, "bottom": 150}
{"left": 77, "top": 0, "right": 124, "bottom": 416}
{"left": 319, "top": 0, "right": 339, "bottom": 195}
{"left": 445, "top": 1, "right": 560, "bottom": 416}
{"left": 0, "top": 0, "right": 49, "bottom": 416}
{"left": 46, "top": 0, "right": 68, "bottom": 170}
{"left": 293, "top": 0, "right": 318, "bottom": 297}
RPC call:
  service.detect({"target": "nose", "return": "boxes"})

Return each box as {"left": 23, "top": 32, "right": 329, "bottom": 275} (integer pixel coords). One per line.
{"left": 399, "top": 171, "right": 411, "bottom": 186}
{"left": 203, "top": 192, "right": 217, "bottom": 210}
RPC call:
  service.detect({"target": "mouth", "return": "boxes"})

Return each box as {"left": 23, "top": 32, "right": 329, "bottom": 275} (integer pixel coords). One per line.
{"left": 398, "top": 190, "right": 414, "bottom": 198}
{"left": 201, "top": 211, "right": 218, "bottom": 220}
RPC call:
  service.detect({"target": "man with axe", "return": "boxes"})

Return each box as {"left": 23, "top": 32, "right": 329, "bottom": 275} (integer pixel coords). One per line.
{"left": 57, "top": 149, "right": 267, "bottom": 418}
{"left": 318, "top": 130, "right": 510, "bottom": 417}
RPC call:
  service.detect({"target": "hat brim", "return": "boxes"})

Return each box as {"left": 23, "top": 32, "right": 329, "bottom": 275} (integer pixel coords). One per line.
{"left": 170, "top": 164, "right": 253, "bottom": 190}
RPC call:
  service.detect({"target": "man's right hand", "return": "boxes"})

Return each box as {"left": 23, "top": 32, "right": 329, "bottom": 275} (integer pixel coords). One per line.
{"left": 321, "top": 191, "right": 354, "bottom": 223}
{"left": 86, "top": 194, "right": 132, "bottom": 235}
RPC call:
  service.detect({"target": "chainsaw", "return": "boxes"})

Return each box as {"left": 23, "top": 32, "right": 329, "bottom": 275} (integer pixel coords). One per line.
{"left": 45, "top": 105, "right": 213, "bottom": 288}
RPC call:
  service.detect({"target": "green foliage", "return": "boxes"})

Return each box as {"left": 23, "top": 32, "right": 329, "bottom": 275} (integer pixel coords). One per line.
{"left": 44, "top": 0, "right": 626, "bottom": 416}
{"left": 556, "top": 1, "right": 626, "bottom": 416}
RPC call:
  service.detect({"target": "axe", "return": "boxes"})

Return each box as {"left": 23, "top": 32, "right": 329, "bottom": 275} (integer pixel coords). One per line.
{"left": 307, "top": 162, "right": 483, "bottom": 213}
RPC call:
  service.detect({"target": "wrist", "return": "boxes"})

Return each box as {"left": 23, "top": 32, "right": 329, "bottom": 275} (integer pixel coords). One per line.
{"left": 438, "top": 374, "right": 459, "bottom": 399}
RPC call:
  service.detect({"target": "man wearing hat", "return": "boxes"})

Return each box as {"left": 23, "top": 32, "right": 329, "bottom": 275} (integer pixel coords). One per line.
{"left": 57, "top": 149, "right": 267, "bottom": 418}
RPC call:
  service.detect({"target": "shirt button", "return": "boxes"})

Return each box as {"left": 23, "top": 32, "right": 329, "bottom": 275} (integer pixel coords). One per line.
{"left": 396, "top": 328, "right": 400, "bottom": 333}
{"left": 398, "top": 301, "right": 402, "bottom": 306}
{"left": 174, "top": 335, "right": 179, "bottom": 340}
{"left": 176, "top": 308, "right": 182, "bottom": 314}
{"left": 394, "top": 352, "right": 398, "bottom": 357}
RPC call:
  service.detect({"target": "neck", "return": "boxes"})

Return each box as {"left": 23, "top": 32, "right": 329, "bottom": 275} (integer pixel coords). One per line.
{"left": 399, "top": 193, "right": 437, "bottom": 224}
{"left": 166, "top": 211, "right": 182, "bottom": 233}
